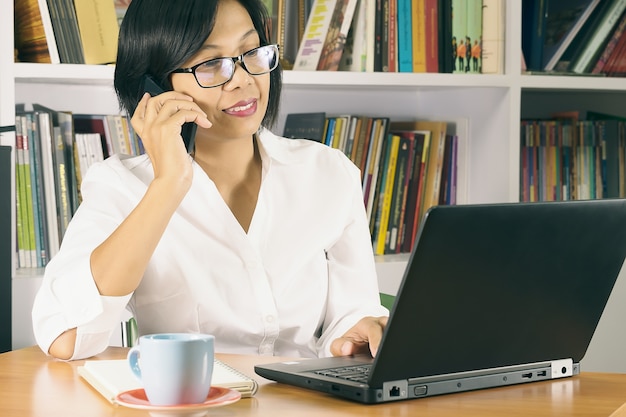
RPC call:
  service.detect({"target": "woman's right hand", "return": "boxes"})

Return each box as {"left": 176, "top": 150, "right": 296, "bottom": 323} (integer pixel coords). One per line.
{"left": 131, "top": 92, "right": 212, "bottom": 187}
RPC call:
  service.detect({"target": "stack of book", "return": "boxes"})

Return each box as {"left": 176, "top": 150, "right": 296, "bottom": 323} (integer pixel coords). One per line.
{"left": 291, "top": 0, "right": 505, "bottom": 74}
{"left": 14, "top": 0, "right": 122, "bottom": 64}
{"left": 520, "top": 111, "right": 626, "bottom": 202}
{"left": 523, "top": 0, "right": 626, "bottom": 75}
{"left": 13, "top": 104, "right": 142, "bottom": 268}
{"left": 284, "top": 112, "right": 461, "bottom": 254}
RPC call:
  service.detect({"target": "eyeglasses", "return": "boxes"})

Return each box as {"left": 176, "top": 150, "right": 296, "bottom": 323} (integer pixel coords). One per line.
{"left": 172, "top": 44, "right": 280, "bottom": 88}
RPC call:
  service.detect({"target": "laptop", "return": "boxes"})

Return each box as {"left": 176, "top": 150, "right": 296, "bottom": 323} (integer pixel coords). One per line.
{"left": 255, "top": 199, "right": 626, "bottom": 404}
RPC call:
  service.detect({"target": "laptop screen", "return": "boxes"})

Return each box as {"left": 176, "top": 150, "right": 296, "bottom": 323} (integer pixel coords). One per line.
{"left": 369, "top": 199, "right": 626, "bottom": 386}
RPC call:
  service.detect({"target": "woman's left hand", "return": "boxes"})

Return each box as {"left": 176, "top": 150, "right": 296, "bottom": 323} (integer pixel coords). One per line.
{"left": 330, "top": 316, "right": 388, "bottom": 358}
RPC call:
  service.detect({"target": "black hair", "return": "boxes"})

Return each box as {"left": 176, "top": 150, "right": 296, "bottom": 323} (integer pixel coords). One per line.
{"left": 113, "top": 0, "right": 282, "bottom": 129}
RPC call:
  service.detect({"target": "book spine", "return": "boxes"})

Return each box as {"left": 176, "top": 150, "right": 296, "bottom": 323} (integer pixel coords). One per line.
{"left": 317, "top": 0, "right": 359, "bottom": 71}
{"left": 15, "top": 117, "right": 28, "bottom": 268}
{"left": 36, "top": 112, "right": 61, "bottom": 258}
{"left": 381, "top": 0, "right": 390, "bottom": 71}
{"left": 411, "top": 0, "right": 426, "bottom": 72}
{"left": 374, "top": 0, "right": 384, "bottom": 71}
{"left": 387, "top": 0, "right": 398, "bottom": 72}
{"left": 424, "top": 0, "right": 439, "bottom": 73}
{"left": 293, "top": 0, "right": 338, "bottom": 70}
{"left": 37, "top": 0, "right": 61, "bottom": 63}
{"left": 386, "top": 135, "right": 411, "bottom": 253}
{"left": 412, "top": 133, "right": 430, "bottom": 245}
{"left": 375, "top": 134, "right": 400, "bottom": 255}
{"left": 438, "top": 0, "right": 453, "bottom": 73}
{"left": 465, "top": 0, "right": 483, "bottom": 74}
{"left": 521, "top": 0, "right": 548, "bottom": 71}
{"left": 397, "top": 0, "right": 413, "bottom": 72}
{"left": 481, "top": 0, "right": 505, "bottom": 74}
{"left": 451, "top": 0, "right": 468, "bottom": 74}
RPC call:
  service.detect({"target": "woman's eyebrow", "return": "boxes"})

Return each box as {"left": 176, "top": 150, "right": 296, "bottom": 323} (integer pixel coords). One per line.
{"left": 199, "top": 29, "right": 260, "bottom": 52}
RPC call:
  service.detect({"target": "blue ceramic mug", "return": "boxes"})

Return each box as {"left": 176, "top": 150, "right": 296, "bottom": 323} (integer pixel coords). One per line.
{"left": 127, "top": 333, "right": 215, "bottom": 406}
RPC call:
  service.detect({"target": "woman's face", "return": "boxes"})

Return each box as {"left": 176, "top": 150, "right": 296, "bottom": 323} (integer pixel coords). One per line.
{"left": 170, "top": 0, "right": 270, "bottom": 145}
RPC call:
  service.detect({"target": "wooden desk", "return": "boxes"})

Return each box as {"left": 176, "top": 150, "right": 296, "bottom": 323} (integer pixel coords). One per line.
{"left": 2, "top": 346, "right": 626, "bottom": 417}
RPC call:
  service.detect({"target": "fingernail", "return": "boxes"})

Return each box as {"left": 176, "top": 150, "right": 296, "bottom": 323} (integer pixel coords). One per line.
{"left": 341, "top": 341, "right": 352, "bottom": 356}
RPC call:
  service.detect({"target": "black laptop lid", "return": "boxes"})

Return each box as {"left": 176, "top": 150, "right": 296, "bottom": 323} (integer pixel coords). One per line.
{"left": 369, "top": 199, "right": 626, "bottom": 386}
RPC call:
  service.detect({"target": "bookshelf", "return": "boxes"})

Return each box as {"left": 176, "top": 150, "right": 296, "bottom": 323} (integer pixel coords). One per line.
{"left": 3, "top": 0, "right": 626, "bottom": 373}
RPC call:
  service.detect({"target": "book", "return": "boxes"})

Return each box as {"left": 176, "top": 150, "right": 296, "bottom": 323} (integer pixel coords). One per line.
{"left": 363, "top": 118, "right": 389, "bottom": 223}
{"left": 591, "top": 10, "right": 626, "bottom": 74}
{"left": 15, "top": 118, "right": 36, "bottom": 268}
{"left": 390, "top": 120, "right": 447, "bottom": 222}
{"left": 14, "top": 0, "right": 60, "bottom": 63}
{"left": 398, "top": 0, "right": 415, "bottom": 72}
{"left": 451, "top": 0, "right": 468, "bottom": 73}
{"left": 569, "top": 0, "right": 626, "bottom": 73}
{"left": 603, "top": 22, "right": 626, "bottom": 75}
{"left": 481, "top": 0, "right": 506, "bottom": 74}
{"left": 338, "top": 0, "right": 369, "bottom": 71}
{"left": 33, "top": 103, "right": 75, "bottom": 228}
{"left": 48, "top": 0, "right": 85, "bottom": 64}
{"left": 21, "top": 111, "right": 49, "bottom": 267}
{"left": 465, "top": 0, "right": 483, "bottom": 74}
{"left": 374, "top": 0, "right": 384, "bottom": 71}
{"left": 293, "top": 0, "right": 338, "bottom": 70}
{"left": 316, "top": 0, "right": 359, "bottom": 70}
{"left": 387, "top": 0, "right": 398, "bottom": 72}
{"left": 34, "top": 111, "right": 61, "bottom": 260}
{"left": 542, "top": 0, "right": 602, "bottom": 71}
{"left": 521, "top": 0, "right": 549, "bottom": 71}
{"left": 374, "top": 133, "right": 400, "bottom": 255}
{"left": 73, "top": 0, "right": 119, "bottom": 64}
{"left": 386, "top": 134, "right": 413, "bottom": 253}
{"left": 424, "top": 0, "right": 439, "bottom": 73}
{"left": 284, "top": 112, "right": 327, "bottom": 142}
{"left": 77, "top": 358, "right": 258, "bottom": 403}
{"left": 438, "top": 0, "right": 453, "bottom": 73}
{"left": 555, "top": 0, "right": 623, "bottom": 72}
{"left": 400, "top": 131, "right": 429, "bottom": 252}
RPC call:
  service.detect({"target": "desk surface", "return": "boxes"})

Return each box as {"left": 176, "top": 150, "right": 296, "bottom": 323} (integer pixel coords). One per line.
{"left": 2, "top": 346, "right": 626, "bottom": 417}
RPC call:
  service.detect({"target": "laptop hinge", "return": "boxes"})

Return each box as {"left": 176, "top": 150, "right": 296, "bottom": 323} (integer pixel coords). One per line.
{"left": 551, "top": 359, "right": 573, "bottom": 378}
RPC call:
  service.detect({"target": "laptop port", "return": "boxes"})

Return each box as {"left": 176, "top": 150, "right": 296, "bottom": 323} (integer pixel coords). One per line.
{"left": 522, "top": 372, "right": 533, "bottom": 379}
{"left": 382, "top": 380, "right": 408, "bottom": 401}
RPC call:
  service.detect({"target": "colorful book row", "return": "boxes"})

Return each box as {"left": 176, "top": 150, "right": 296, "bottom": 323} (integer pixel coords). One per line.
{"left": 284, "top": 112, "right": 460, "bottom": 254}
{"left": 520, "top": 117, "right": 626, "bottom": 202}
{"left": 14, "top": 105, "right": 142, "bottom": 268}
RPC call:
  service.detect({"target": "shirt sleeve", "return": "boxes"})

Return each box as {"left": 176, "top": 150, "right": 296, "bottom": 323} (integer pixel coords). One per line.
{"left": 31, "top": 158, "right": 136, "bottom": 360}
{"left": 315, "top": 152, "right": 389, "bottom": 357}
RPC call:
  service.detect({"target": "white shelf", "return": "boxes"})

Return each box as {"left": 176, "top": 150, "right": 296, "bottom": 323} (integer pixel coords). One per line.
{"left": 520, "top": 74, "right": 626, "bottom": 91}
{"left": 14, "top": 63, "right": 115, "bottom": 85}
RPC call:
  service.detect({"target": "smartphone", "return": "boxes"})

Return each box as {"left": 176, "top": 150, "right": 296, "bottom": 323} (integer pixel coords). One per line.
{"left": 142, "top": 74, "right": 197, "bottom": 154}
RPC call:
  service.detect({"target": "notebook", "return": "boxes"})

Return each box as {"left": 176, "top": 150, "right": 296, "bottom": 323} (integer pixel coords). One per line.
{"left": 255, "top": 199, "right": 626, "bottom": 404}
{"left": 78, "top": 358, "right": 258, "bottom": 402}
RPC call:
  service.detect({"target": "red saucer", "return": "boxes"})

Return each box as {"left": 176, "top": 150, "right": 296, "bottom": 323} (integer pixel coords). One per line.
{"left": 115, "top": 386, "right": 241, "bottom": 412}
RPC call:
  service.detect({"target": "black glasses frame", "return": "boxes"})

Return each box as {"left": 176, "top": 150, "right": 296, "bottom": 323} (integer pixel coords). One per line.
{"left": 172, "top": 44, "right": 280, "bottom": 88}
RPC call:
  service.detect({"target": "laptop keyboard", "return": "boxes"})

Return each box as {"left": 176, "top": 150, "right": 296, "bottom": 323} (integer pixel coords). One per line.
{"left": 314, "top": 365, "right": 371, "bottom": 383}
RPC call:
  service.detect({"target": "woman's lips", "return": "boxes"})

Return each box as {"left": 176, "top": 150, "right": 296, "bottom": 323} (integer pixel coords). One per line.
{"left": 223, "top": 99, "right": 257, "bottom": 117}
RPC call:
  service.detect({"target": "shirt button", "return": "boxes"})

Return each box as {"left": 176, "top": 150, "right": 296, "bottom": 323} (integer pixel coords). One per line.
{"left": 265, "top": 315, "right": 275, "bottom": 323}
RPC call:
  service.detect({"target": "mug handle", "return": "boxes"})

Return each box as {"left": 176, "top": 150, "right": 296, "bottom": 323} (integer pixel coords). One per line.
{"left": 127, "top": 345, "right": 142, "bottom": 381}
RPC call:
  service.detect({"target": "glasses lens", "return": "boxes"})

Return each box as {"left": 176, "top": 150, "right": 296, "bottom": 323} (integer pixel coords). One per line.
{"left": 243, "top": 45, "right": 278, "bottom": 75}
{"left": 195, "top": 58, "right": 234, "bottom": 87}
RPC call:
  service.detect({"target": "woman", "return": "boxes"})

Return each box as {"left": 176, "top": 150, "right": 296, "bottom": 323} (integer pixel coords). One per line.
{"left": 32, "top": 0, "right": 388, "bottom": 360}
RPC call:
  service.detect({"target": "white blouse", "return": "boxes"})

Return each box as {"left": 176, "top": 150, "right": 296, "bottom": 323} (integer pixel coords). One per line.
{"left": 32, "top": 129, "right": 388, "bottom": 360}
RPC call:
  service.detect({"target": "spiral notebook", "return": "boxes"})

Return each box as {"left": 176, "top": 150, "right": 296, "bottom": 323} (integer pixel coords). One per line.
{"left": 78, "top": 358, "right": 258, "bottom": 402}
